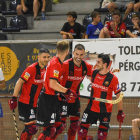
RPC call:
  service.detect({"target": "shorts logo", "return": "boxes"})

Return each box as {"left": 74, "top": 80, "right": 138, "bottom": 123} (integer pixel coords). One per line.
{"left": 24, "top": 72, "right": 30, "bottom": 80}
{"left": 54, "top": 70, "right": 59, "bottom": 78}
{"left": 103, "top": 117, "right": 108, "bottom": 122}
{"left": 29, "top": 115, "right": 35, "bottom": 119}
{"left": 36, "top": 120, "right": 44, "bottom": 125}
{"left": 19, "top": 115, "right": 25, "bottom": 120}
{"left": 81, "top": 113, "right": 88, "bottom": 122}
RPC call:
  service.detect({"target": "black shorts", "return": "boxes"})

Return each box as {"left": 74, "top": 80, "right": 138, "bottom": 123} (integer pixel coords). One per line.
{"left": 25, "top": 0, "right": 42, "bottom": 12}
{"left": 60, "top": 98, "right": 80, "bottom": 118}
{"left": 81, "top": 108, "right": 111, "bottom": 130}
{"left": 36, "top": 93, "right": 61, "bottom": 127}
{"left": 18, "top": 101, "right": 37, "bottom": 123}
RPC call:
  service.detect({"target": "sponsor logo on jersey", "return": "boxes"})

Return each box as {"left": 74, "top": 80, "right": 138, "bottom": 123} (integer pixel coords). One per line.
{"left": 36, "top": 120, "right": 44, "bottom": 125}
{"left": 75, "top": 69, "right": 82, "bottom": 71}
{"left": 105, "top": 81, "right": 109, "bottom": 86}
{"left": 24, "top": 72, "right": 30, "bottom": 80}
{"left": 68, "top": 76, "right": 84, "bottom": 81}
{"left": 97, "top": 76, "right": 104, "bottom": 79}
{"left": 34, "top": 79, "right": 44, "bottom": 83}
{"left": 92, "top": 83, "right": 108, "bottom": 91}
{"left": 54, "top": 70, "right": 59, "bottom": 78}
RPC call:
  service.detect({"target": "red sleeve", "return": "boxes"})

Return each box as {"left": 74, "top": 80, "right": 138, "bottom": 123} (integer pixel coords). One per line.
{"left": 86, "top": 62, "right": 92, "bottom": 76}
{"left": 118, "top": 23, "right": 126, "bottom": 37}
{"left": 20, "top": 66, "right": 34, "bottom": 82}
{"left": 49, "top": 63, "right": 61, "bottom": 81}
{"left": 112, "top": 76, "right": 121, "bottom": 95}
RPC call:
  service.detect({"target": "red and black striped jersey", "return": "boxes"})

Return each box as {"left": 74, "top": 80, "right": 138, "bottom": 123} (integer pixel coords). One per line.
{"left": 44, "top": 56, "right": 63, "bottom": 95}
{"left": 61, "top": 58, "right": 92, "bottom": 102}
{"left": 19, "top": 62, "right": 45, "bottom": 107}
{"left": 87, "top": 69, "right": 121, "bottom": 113}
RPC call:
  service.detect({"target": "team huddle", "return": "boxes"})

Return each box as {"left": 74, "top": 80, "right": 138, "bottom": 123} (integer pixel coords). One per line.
{"left": 8, "top": 40, "right": 125, "bottom": 140}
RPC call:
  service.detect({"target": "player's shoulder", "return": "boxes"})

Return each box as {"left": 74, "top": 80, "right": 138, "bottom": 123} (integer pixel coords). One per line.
{"left": 50, "top": 56, "right": 62, "bottom": 66}
{"left": 109, "top": 71, "right": 118, "bottom": 80}
{"left": 27, "top": 62, "right": 38, "bottom": 69}
{"left": 63, "top": 58, "right": 72, "bottom": 65}
{"left": 82, "top": 60, "right": 91, "bottom": 67}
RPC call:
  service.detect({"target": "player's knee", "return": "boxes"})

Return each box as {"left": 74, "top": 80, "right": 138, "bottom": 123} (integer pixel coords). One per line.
{"left": 78, "top": 126, "right": 88, "bottom": 137}
{"left": 98, "top": 130, "right": 108, "bottom": 140}
{"left": 70, "top": 120, "right": 80, "bottom": 131}
{"left": 26, "top": 124, "right": 38, "bottom": 135}
{"left": 57, "top": 121, "right": 66, "bottom": 134}
{"left": 43, "top": 126, "right": 56, "bottom": 137}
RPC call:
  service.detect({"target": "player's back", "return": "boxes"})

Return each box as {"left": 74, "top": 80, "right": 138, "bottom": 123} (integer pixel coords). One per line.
{"left": 44, "top": 56, "right": 63, "bottom": 95}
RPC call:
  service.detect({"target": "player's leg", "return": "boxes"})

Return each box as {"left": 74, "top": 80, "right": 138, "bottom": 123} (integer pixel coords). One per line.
{"left": 37, "top": 93, "right": 59, "bottom": 140}
{"left": 78, "top": 108, "right": 96, "bottom": 140}
{"left": 18, "top": 101, "right": 38, "bottom": 140}
{"left": 20, "top": 121, "right": 38, "bottom": 140}
{"left": 50, "top": 100, "right": 68, "bottom": 140}
{"left": 68, "top": 116, "right": 80, "bottom": 140}
{"left": 132, "top": 118, "right": 140, "bottom": 140}
{"left": 98, "top": 113, "right": 111, "bottom": 140}
{"left": 67, "top": 99, "right": 80, "bottom": 140}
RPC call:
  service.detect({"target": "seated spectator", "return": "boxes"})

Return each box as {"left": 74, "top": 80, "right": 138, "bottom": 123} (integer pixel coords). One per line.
{"left": 85, "top": 11, "right": 103, "bottom": 39}
{"left": 16, "top": 0, "right": 46, "bottom": 20}
{"left": 126, "top": 14, "right": 140, "bottom": 38}
{"left": 134, "top": 2, "right": 140, "bottom": 12}
{"left": 108, "top": 0, "right": 135, "bottom": 21}
{"left": 99, "top": 9, "right": 126, "bottom": 38}
{"left": 60, "top": 11, "right": 86, "bottom": 39}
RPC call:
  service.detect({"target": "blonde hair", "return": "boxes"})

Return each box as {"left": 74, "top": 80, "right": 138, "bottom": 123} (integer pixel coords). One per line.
{"left": 57, "top": 40, "right": 70, "bottom": 53}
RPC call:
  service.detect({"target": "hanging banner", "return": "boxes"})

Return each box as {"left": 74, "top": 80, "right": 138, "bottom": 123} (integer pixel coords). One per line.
{"left": 0, "top": 42, "right": 57, "bottom": 94}
{"left": 73, "top": 39, "right": 140, "bottom": 97}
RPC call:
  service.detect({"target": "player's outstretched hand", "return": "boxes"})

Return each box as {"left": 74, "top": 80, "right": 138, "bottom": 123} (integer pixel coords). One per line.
{"left": 8, "top": 96, "right": 17, "bottom": 110}
{"left": 66, "top": 89, "right": 78, "bottom": 98}
{"left": 117, "top": 110, "right": 125, "bottom": 124}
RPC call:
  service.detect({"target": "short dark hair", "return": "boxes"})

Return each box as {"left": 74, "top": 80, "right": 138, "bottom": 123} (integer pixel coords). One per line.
{"left": 56, "top": 40, "right": 70, "bottom": 53}
{"left": 91, "top": 11, "right": 100, "bottom": 19}
{"left": 98, "top": 54, "right": 110, "bottom": 67}
{"left": 74, "top": 44, "right": 85, "bottom": 51}
{"left": 132, "top": 14, "right": 139, "bottom": 19}
{"left": 38, "top": 48, "right": 50, "bottom": 55}
{"left": 67, "top": 11, "right": 77, "bottom": 21}
{"left": 111, "top": 9, "right": 120, "bottom": 17}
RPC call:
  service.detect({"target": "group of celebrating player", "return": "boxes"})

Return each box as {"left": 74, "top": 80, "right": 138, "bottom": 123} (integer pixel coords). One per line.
{"left": 8, "top": 40, "right": 125, "bottom": 140}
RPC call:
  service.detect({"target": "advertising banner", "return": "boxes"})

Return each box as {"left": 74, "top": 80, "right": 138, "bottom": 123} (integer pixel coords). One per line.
{"left": 73, "top": 39, "right": 140, "bottom": 97}
{"left": 0, "top": 42, "right": 57, "bottom": 94}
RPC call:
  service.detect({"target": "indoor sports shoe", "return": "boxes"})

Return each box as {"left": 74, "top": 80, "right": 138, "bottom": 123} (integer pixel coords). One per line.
{"left": 52, "top": 0, "right": 59, "bottom": 4}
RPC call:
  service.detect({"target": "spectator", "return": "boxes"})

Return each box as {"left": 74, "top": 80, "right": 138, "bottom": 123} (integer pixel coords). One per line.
{"left": 126, "top": 14, "right": 140, "bottom": 38}
{"left": 134, "top": 2, "right": 140, "bottom": 12}
{"left": 99, "top": 9, "right": 126, "bottom": 38}
{"left": 60, "top": 11, "right": 86, "bottom": 39}
{"left": 108, "top": 0, "right": 135, "bottom": 21}
{"left": 85, "top": 11, "right": 103, "bottom": 39}
{"left": 17, "top": 0, "right": 46, "bottom": 20}
{"left": 0, "top": 68, "right": 6, "bottom": 139}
